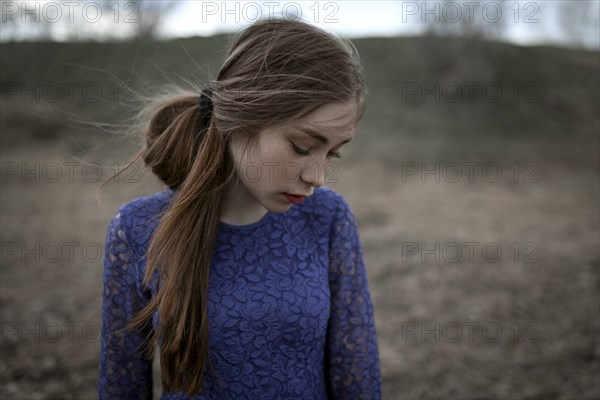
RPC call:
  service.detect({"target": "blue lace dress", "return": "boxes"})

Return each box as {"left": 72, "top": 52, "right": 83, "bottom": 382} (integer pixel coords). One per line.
{"left": 98, "top": 186, "right": 382, "bottom": 399}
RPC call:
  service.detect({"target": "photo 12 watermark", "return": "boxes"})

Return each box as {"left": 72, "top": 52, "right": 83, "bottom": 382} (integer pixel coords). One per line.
{"left": 401, "top": 81, "right": 541, "bottom": 104}
{"left": 1, "top": 321, "right": 101, "bottom": 344}
{"left": 200, "top": 1, "right": 340, "bottom": 24}
{"left": 1, "top": 241, "right": 104, "bottom": 264}
{"left": 1, "top": 1, "right": 139, "bottom": 24}
{"left": 1, "top": 161, "right": 141, "bottom": 184}
{"left": 237, "top": 160, "right": 342, "bottom": 184}
{"left": 398, "top": 162, "right": 540, "bottom": 184}
{"left": 399, "top": 241, "right": 541, "bottom": 264}
{"left": 400, "top": 320, "right": 542, "bottom": 344}
{"left": 400, "top": 1, "right": 540, "bottom": 24}
{"left": 1, "top": 81, "right": 141, "bottom": 105}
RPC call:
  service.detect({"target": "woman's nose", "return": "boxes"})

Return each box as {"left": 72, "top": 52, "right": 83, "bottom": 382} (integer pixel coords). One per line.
{"left": 300, "top": 160, "right": 325, "bottom": 188}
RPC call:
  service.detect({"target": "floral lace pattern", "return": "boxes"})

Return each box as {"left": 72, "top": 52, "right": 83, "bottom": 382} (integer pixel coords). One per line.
{"left": 98, "top": 187, "right": 381, "bottom": 399}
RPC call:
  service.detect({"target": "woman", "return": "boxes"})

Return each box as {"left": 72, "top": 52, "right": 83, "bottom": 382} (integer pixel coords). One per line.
{"left": 98, "top": 17, "right": 382, "bottom": 399}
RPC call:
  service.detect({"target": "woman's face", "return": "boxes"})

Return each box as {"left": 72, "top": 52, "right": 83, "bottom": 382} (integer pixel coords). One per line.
{"left": 229, "top": 99, "right": 359, "bottom": 213}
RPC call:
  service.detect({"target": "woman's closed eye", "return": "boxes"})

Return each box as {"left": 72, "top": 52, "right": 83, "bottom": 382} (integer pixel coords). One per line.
{"left": 291, "top": 142, "right": 342, "bottom": 159}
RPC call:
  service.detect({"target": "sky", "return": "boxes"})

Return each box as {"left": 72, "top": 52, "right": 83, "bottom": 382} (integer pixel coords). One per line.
{"left": 157, "top": 1, "right": 599, "bottom": 49}
{"left": 1, "top": 0, "right": 599, "bottom": 49}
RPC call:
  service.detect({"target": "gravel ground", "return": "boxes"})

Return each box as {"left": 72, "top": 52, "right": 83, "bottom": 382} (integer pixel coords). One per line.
{"left": 1, "top": 130, "right": 598, "bottom": 399}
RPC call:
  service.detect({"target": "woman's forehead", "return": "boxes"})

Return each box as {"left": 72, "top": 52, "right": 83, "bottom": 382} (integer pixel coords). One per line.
{"left": 260, "top": 100, "right": 359, "bottom": 141}
{"left": 302, "top": 100, "right": 359, "bottom": 126}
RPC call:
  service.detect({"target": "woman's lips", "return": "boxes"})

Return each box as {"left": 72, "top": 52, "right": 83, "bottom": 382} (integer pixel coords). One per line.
{"left": 283, "top": 193, "right": 306, "bottom": 204}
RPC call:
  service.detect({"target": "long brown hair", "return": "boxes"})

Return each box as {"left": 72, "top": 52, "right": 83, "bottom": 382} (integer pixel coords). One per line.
{"left": 100, "top": 17, "right": 367, "bottom": 395}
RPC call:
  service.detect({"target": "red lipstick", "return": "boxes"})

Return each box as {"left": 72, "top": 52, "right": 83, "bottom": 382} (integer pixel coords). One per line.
{"left": 283, "top": 193, "right": 306, "bottom": 204}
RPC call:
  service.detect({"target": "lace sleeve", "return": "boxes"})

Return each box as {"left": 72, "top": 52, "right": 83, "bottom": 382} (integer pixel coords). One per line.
{"left": 325, "top": 195, "right": 382, "bottom": 400}
{"left": 98, "top": 210, "right": 154, "bottom": 400}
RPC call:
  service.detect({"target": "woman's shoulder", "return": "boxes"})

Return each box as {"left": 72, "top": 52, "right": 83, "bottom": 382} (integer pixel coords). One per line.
{"left": 107, "top": 188, "right": 174, "bottom": 248}
{"left": 303, "top": 186, "right": 353, "bottom": 219}
{"left": 115, "top": 188, "right": 174, "bottom": 221}
{"left": 311, "top": 185, "right": 341, "bottom": 202}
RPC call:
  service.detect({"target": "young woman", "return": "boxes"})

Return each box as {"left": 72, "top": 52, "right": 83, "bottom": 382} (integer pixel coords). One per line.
{"left": 98, "top": 17, "right": 382, "bottom": 399}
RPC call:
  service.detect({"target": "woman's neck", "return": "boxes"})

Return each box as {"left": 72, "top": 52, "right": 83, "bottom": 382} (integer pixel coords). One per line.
{"left": 220, "top": 180, "right": 268, "bottom": 226}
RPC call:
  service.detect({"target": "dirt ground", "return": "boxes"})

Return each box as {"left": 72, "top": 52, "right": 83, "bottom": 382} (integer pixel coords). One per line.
{"left": 1, "top": 129, "right": 598, "bottom": 399}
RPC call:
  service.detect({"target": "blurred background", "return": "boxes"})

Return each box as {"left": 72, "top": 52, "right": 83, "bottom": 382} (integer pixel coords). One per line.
{"left": 1, "top": 1, "right": 598, "bottom": 399}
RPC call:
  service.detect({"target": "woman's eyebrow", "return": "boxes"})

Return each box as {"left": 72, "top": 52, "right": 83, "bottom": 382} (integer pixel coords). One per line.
{"left": 291, "top": 125, "right": 352, "bottom": 146}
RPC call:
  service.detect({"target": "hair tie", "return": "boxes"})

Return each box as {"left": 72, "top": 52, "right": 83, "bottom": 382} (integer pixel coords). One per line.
{"left": 198, "top": 87, "right": 213, "bottom": 130}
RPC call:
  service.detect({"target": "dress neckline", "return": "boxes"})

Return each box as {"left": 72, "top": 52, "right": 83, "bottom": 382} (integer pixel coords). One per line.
{"left": 220, "top": 210, "right": 274, "bottom": 231}
{"left": 163, "top": 188, "right": 274, "bottom": 231}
